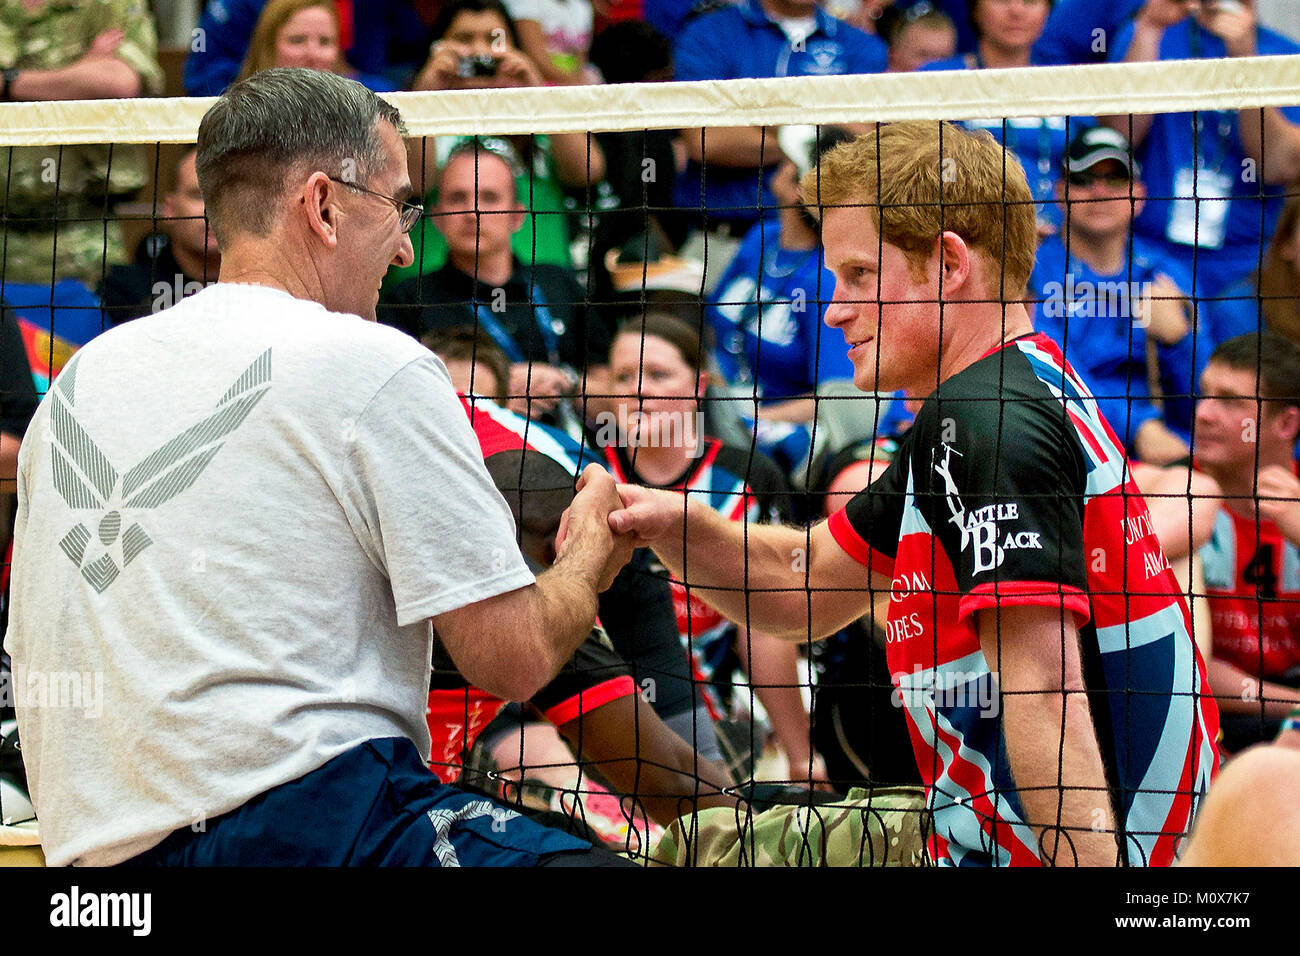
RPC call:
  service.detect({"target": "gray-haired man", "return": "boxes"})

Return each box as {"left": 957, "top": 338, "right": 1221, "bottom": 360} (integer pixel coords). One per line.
{"left": 5, "top": 68, "right": 634, "bottom": 867}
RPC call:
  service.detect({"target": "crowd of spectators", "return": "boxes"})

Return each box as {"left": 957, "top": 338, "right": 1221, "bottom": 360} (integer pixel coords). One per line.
{"left": 2, "top": 0, "right": 1300, "bottom": 861}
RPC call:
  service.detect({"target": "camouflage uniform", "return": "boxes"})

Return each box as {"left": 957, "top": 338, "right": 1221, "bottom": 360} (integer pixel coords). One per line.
{"left": 0, "top": 0, "right": 162, "bottom": 285}
{"left": 648, "top": 786, "right": 932, "bottom": 867}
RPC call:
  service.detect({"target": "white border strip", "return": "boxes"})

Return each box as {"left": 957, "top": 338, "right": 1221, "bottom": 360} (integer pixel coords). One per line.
{"left": 0, "top": 55, "right": 1296, "bottom": 145}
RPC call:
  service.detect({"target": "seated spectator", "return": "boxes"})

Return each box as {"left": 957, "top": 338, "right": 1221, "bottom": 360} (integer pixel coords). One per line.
{"left": 185, "top": 0, "right": 428, "bottom": 95}
{"left": 1034, "top": 0, "right": 1145, "bottom": 65}
{"left": 239, "top": 0, "right": 340, "bottom": 79}
{"left": 396, "top": 0, "right": 606, "bottom": 280}
{"left": 706, "top": 124, "right": 858, "bottom": 478}
{"left": 881, "top": 2, "right": 957, "bottom": 71}
{"left": 671, "top": 0, "right": 886, "bottom": 289}
{"left": 423, "top": 401, "right": 736, "bottom": 842}
{"left": 100, "top": 148, "right": 220, "bottom": 325}
{"left": 922, "top": 0, "right": 1084, "bottom": 233}
{"left": 1030, "top": 127, "right": 1194, "bottom": 462}
{"left": 597, "top": 313, "right": 827, "bottom": 786}
{"left": 1209, "top": 191, "right": 1300, "bottom": 348}
{"left": 1104, "top": 0, "right": 1300, "bottom": 299}
{"left": 504, "top": 0, "right": 598, "bottom": 85}
{"left": 0, "top": 1, "right": 162, "bottom": 286}
{"left": 1194, "top": 332, "right": 1300, "bottom": 752}
{"left": 381, "top": 139, "right": 609, "bottom": 426}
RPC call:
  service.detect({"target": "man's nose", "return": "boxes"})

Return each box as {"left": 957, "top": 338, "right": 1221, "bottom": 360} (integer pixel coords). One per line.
{"left": 393, "top": 232, "right": 415, "bottom": 269}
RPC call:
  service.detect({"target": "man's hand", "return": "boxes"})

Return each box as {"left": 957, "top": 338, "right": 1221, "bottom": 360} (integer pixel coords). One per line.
{"left": 606, "top": 482, "right": 687, "bottom": 547}
{"left": 508, "top": 363, "right": 574, "bottom": 418}
{"left": 1256, "top": 464, "right": 1300, "bottom": 546}
{"left": 556, "top": 464, "right": 636, "bottom": 592}
{"left": 1202, "top": 0, "right": 1258, "bottom": 57}
{"left": 83, "top": 28, "right": 125, "bottom": 61}
{"left": 494, "top": 48, "right": 545, "bottom": 88}
{"left": 1137, "top": 0, "right": 1197, "bottom": 29}
{"left": 1142, "top": 274, "right": 1192, "bottom": 346}
{"left": 413, "top": 40, "right": 469, "bottom": 91}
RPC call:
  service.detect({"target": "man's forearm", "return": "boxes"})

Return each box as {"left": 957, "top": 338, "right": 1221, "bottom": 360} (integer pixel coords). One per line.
{"left": 650, "top": 500, "right": 814, "bottom": 637}
{"left": 680, "top": 126, "right": 784, "bottom": 168}
{"left": 11, "top": 59, "right": 142, "bottom": 101}
{"left": 1099, "top": 18, "right": 1164, "bottom": 146}
{"left": 1237, "top": 106, "right": 1300, "bottom": 186}
{"left": 1003, "top": 690, "right": 1121, "bottom": 866}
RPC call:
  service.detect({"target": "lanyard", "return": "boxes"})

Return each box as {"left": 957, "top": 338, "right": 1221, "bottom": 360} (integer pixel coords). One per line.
{"left": 1187, "top": 24, "right": 1236, "bottom": 171}
{"left": 972, "top": 50, "right": 1055, "bottom": 199}
{"left": 472, "top": 278, "right": 563, "bottom": 366}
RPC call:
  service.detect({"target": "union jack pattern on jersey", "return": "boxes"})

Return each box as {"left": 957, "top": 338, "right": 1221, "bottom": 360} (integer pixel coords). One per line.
{"left": 828, "top": 334, "right": 1219, "bottom": 866}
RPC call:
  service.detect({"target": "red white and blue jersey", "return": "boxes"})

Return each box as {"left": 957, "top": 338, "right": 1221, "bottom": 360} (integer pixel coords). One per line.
{"left": 828, "top": 334, "right": 1219, "bottom": 866}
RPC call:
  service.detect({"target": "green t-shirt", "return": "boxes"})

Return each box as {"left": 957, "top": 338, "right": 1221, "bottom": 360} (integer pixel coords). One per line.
{"left": 383, "top": 135, "right": 573, "bottom": 294}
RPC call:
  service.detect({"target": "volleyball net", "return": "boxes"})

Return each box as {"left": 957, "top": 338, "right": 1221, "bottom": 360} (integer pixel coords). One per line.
{"left": 3, "top": 55, "right": 1300, "bottom": 864}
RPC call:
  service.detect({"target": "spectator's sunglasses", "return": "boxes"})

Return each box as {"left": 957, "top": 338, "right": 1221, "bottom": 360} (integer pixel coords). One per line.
{"left": 328, "top": 176, "right": 424, "bottom": 233}
{"left": 1066, "top": 169, "right": 1132, "bottom": 188}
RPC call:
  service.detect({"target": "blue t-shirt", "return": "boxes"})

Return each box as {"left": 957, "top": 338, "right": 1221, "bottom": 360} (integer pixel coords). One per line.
{"left": 1034, "top": 0, "right": 1145, "bottom": 65}
{"left": 1108, "top": 20, "right": 1300, "bottom": 297}
{"left": 673, "top": 0, "right": 885, "bottom": 227}
{"left": 1030, "top": 232, "right": 1197, "bottom": 451}
{"left": 920, "top": 54, "right": 1093, "bottom": 231}
{"left": 706, "top": 219, "right": 855, "bottom": 400}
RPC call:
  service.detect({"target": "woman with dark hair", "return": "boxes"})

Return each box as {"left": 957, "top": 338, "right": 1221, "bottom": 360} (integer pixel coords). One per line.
{"left": 599, "top": 313, "right": 828, "bottom": 785}
{"left": 921, "top": 0, "right": 1083, "bottom": 233}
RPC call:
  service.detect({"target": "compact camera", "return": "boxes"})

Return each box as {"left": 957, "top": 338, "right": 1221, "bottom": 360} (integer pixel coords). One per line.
{"left": 457, "top": 54, "right": 500, "bottom": 78}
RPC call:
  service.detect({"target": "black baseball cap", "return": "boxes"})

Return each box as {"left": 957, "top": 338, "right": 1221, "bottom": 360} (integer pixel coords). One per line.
{"left": 1064, "top": 126, "right": 1140, "bottom": 178}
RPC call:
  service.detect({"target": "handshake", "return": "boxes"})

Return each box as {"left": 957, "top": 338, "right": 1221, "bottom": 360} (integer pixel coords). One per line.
{"left": 555, "top": 465, "right": 682, "bottom": 592}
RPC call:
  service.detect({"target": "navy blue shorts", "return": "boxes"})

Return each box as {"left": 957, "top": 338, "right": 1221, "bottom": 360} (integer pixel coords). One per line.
{"left": 122, "top": 737, "right": 594, "bottom": 866}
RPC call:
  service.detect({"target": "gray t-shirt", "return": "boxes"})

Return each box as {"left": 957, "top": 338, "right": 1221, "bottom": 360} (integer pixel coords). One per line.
{"left": 5, "top": 283, "right": 535, "bottom": 866}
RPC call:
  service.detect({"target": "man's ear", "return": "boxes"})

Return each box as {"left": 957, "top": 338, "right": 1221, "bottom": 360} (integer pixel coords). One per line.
{"left": 301, "top": 172, "right": 340, "bottom": 249}
{"left": 936, "top": 231, "right": 972, "bottom": 297}
{"left": 1273, "top": 404, "right": 1300, "bottom": 446}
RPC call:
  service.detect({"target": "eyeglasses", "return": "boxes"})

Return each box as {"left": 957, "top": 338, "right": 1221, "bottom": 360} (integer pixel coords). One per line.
{"left": 1066, "top": 170, "right": 1132, "bottom": 189}
{"left": 328, "top": 176, "right": 424, "bottom": 233}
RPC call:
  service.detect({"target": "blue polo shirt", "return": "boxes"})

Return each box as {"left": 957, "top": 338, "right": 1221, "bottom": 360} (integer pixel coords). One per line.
{"left": 1034, "top": 0, "right": 1145, "bottom": 65}
{"left": 1108, "top": 20, "right": 1300, "bottom": 298}
{"left": 1030, "top": 232, "right": 1198, "bottom": 452}
{"left": 673, "top": 0, "right": 886, "bottom": 228}
{"left": 706, "top": 219, "right": 854, "bottom": 400}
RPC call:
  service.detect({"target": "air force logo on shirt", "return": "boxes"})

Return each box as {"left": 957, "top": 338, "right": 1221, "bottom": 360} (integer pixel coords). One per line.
{"left": 46, "top": 349, "right": 272, "bottom": 593}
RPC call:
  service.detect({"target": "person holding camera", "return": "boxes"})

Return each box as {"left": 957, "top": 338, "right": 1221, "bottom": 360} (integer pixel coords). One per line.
{"left": 395, "top": 0, "right": 605, "bottom": 281}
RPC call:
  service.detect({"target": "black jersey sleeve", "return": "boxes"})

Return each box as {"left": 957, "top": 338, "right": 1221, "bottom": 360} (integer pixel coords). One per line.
{"left": 827, "top": 427, "right": 911, "bottom": 574}
{"left": 914, "top": 358, "right": 1090, "bottom": 623}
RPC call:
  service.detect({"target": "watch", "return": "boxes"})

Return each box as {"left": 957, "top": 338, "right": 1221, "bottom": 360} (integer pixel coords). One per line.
{"left": 1, "top": 68, "right": 19, "bottom": 102}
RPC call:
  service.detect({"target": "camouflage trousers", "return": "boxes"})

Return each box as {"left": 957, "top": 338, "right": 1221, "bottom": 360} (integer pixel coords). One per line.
{"left": 648, "top": 786, "right": 931, "bottom": 867}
